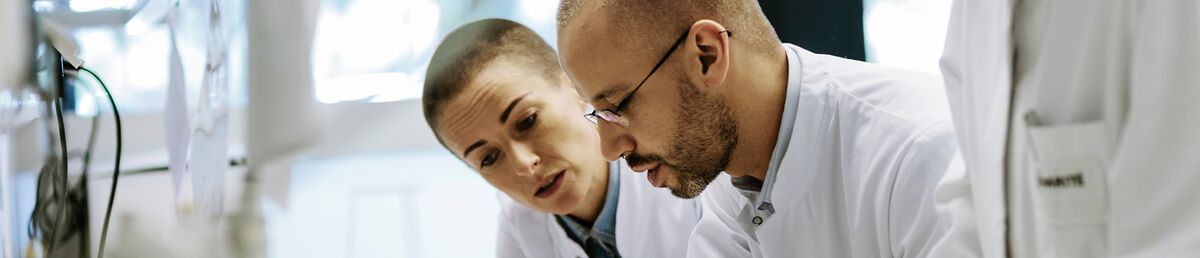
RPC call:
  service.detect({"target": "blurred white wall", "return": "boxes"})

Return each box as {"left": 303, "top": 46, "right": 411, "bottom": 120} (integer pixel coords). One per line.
{"left": 864, "top": 0, "right": 954, "bottom": 76}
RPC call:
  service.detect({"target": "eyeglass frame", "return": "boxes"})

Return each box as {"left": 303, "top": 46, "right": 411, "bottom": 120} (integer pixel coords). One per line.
{"left": 584, "top": 29, "right": 732, "bottom": 127}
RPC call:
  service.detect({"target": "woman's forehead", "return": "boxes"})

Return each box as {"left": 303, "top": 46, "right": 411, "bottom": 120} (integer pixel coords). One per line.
{"left": 438, "top": 86, "right": 524, "bottom": 149}
{"left": 438, "top": 58, "right": 568, "bottom": 150}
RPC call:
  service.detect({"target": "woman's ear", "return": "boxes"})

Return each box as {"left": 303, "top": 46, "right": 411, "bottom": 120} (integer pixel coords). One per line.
{"left": 689, "top": 19, "right": 731, "bottom": 89}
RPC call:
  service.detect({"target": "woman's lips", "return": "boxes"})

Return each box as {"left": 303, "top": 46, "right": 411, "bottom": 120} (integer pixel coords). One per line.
{"left": 534, "top": 171, "right": 565, "bottom": 199}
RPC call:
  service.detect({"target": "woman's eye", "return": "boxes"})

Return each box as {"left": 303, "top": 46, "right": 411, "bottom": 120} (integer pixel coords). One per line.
{"left": 480, "top": 152, "right": 498, "bottom": 167}
{"left": 517, "top": 113, "right": 538, "bottom": 131}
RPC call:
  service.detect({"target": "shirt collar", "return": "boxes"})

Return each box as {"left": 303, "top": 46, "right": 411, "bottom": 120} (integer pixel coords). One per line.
{"left": 555, "top": 161, "right": 621, "bottom": 246}
{"left": 733, "top": 43, "right": 805, "bottom": 215}
{"left": 593, "top": 161, "right": 621, "bottom": 239}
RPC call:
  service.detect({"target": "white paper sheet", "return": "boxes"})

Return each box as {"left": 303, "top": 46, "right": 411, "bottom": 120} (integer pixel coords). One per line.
{"left": 188, "top": 0, "right": 229, "bottom": 221}
{"left": 164, "top": 6, "right": 191, "bottom": 204}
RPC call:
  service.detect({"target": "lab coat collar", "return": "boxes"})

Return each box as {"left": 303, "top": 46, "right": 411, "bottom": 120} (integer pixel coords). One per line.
{"left": 735, "top": 43, "right": 807, "bottom": 217}
{"left": 774, "top": 44, "right": 839, "bottom": 210}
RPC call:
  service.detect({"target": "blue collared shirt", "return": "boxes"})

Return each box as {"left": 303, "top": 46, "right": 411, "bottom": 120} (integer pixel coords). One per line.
{"left": 555, "top": 161, "right": 622, "bottom": 258}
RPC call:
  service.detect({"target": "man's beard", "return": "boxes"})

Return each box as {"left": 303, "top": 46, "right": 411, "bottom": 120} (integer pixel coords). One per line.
{"left": 626, "top": 77, "right": 737, "bottom": 199}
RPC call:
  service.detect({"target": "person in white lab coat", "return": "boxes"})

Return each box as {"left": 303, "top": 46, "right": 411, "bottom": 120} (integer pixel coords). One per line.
{"left": 421, "top": 18, "right": 702, "bottom": 258}
{"left": 556, "top": 1, "right": 961, "bottom": 257}
{"left": 936, "top": 0, "right": 1200, "bottom": 257}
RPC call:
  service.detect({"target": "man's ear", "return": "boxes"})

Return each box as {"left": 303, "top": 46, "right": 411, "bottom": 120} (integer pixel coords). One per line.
{"left": 689, "top": 19, "right": 731, "bottom": 89}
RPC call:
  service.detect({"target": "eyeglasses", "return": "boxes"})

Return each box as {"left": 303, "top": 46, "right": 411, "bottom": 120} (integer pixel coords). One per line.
{"left": 585, "top": 29, "right": 731, "bottom": 127}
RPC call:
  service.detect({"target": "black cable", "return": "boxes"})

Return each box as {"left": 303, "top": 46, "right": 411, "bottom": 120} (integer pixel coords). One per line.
{"left": 27, "top": 72, "right": 104, "bottom": 258}
{"left": 60, "top": 71, "right": 103, "bottom": 174}
{"left": 44, "top": 94, "right": 68, "bottom": 256}
{"left": 82, "top": 100, "right": 100, "bottom": 176}
{"left": 72, "top": 71, "right": 102, "bottom": 257}
{"left": 26, "top": 154, "right": 53, "bottom": 240}
{"left": 39, "top": 53, "right": 72, "bottom": 257}
{"left": 81, "top": 67, "right": 120, "bottom": 258}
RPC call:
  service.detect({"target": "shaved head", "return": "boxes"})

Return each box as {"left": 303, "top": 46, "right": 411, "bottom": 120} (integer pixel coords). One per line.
{"left": 555, "top": 0, "right": 792, "bottom": 196}
{"left": 423, "top": 18, "right": 561, "bottom": 145}
{"left": 557, "top": 0, "right": 779, "bottom": 55}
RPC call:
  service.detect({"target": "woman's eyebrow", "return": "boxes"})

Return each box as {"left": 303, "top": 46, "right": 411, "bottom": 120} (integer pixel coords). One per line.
{"left": 463, "top": 140, "right": 487, "bottom": 158}
{"left": 499, "top": 93, "right": 530, "bottom": 123}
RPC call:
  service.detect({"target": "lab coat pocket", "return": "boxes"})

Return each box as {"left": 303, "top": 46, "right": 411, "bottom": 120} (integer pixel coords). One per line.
{"left": 1026, "top": 119, "right": 1111, "bottom": 257}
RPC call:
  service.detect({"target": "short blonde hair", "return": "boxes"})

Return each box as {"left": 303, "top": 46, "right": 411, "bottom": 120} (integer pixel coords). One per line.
{"left": 423, "top": 18, "right": 560, "bottom": 145}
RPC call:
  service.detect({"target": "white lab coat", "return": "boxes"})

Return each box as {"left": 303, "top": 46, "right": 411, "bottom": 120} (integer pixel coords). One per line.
{"left": 688, "top": 174, "right": 758, "bottom": 257}
{"left": 938, "top": 0, "right": 1200, "bottom": 257}
{"left": 495, "top": 160, "right": 702, "bottom": 258}
{"left": 688, "top": 44, "right": 960, "bottom": 257}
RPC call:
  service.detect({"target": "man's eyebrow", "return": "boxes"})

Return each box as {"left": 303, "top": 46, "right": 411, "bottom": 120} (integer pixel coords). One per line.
{"left": 591, "top": 84, "right": 627, "bottom": 105}
{"left": 500, "top": 94, "right": 530, "bottom": 123}
{"left": 463, "top": 140, "right": 487, "bottom": 158}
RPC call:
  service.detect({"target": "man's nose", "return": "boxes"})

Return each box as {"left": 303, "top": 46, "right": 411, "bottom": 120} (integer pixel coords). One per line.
{"left": 596, "top": 121, "right": 634, "bottom": 162}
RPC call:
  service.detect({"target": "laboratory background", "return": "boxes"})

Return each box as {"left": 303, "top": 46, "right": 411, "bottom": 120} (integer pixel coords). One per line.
{"left": 0, "top": 0, "right": 952, "bottom": 257}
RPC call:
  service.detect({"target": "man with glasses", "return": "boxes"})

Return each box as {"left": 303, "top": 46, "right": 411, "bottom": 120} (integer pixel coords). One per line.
{"left": 556, "top": 0, "right": 966, "bottom": 256}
